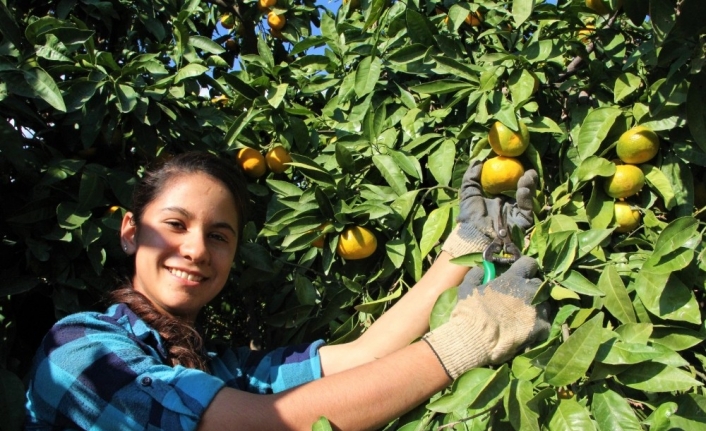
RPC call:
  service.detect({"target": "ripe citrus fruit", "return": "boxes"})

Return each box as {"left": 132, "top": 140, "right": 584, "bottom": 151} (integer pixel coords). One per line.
{"left": 578, "top": 25, "right": 595, "bottom": 43}
{"left": 465, "top": 11, "right": 482, "bottom": 26}
{"left": 267, "top": 12, "right": 286, "bottom": 30}
{"left": 265, "top": 146, "right": 292, "bottom": 174}
{"left": 236, "top": 147, "right": 267, "bottom": 178}
{"left": 311, "top": 222, "right": 331, "bottom": 248}
{"left": 616, "top": 126, "right": 659, "bottom": 164}
{"left": 488, "top": 121, "right": 530, "bottom": 157}
{"left": 480, "top": 156, "right": 525, "bottom": 195}
{"left": 258, "top": 0, "right": 276, "bottom": 12}
{"left": 604, "top": 164, "right": 645, "bottom": 199}
{"left": 614, "top": 202, "right": 641, "bottom": 233}
{"left": 336, "top": 226, "right": 377, "bottom": 260}
{"left": 225, "top": 39, "right": 238, "bottom": 51}
{"left": 586, "top": 0, "right": 609, "bottom": 15}
{"left": 220, "top": 14, "right": 235, "bottom": 29}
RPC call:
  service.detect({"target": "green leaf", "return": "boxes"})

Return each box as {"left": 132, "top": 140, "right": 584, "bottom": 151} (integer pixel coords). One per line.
{"left": 372, "top": 154, "right": 407, "bottom": 196}
{"left": 189, "top": 35, "right": 225, "bottom": 54}
{"left": 576, "top": 156, "right": 615, "bottom": 183}
{"left": 576, "top": 107, "right": 622, "bottom": 160}
{"left": 644, "top": 217, "right": 698, "bottom": 269}
{"left": 616, "top": 362, "right": 702, "bottom": 392}
{"left": 429, "top": 288, "right": 456, "bottom": 330}
{"left": 548, "top": 398, "right": 596, "bottom": 431}
{"left": 23, "top": 66, "right": 66, "bottom": 111}
{"left": 385, "top": 238, "right": 406, "bottom": 269}
{"left": 591, "top": 385, "right": 642, "bottom": 431}
{"left": 427, "top": 139, "right": 455, "bottom": 186}
{"left": 57, "top": 202, "right": 92, "bottom": 230}
{"left": 411, "top": 80, "right": 474, "bottom": 95}
{"left": 224, "top": 108, "right": 262, "bottom": 148}
{"left": 506, "top": 379, "right": 540, "bottom": 431}
{"left": 512, "top": 0, "right": 534, "bottom": 27}
{"left": 542, "top": 231, "right": 577, "bottom": 278}
{"left": 668, "top": 394, "right": 706, "bottom": 430}
{"left": 289, "top": 154, "right": 336, "bottom": 189}
{"left": 405, "top": 9, "right": 435, "bottom": 46}
{"left": 115, "top": 83, "right": 137, "bottom": 113}
{"left": 596, "top": 339, "right": 669, "bottom": 365}
{"left": 0, "top": 368, "right": 25, "bottom": 431}
{"left": 545, "top": 312, "right": 604, "bottom": 386}
{"left": 427, "top": 365, "right": 509, "bottom": 413}
{"left": 267, "top": 83, "right": 288, "bottom": 108}
{"left": 596, "top": 265, "right": 637, "bottom": 324}
{"left": 432, "top": 56, "right": 479, "bottom": 84}
{"left": 614, "top": 72, "right": 642, "bottom": 103}
{"left": 559, "top": 270, "right": 604, "bottom": 297}
{"left": 576, "top": 229, "right": 612, "bottom": 259}
{"left": 174, "top": 63, "right": 208, "bottom": 84}
{"left": 363, "top": 0, "right": 389, "bottom": 31}
{"left": 311, "top": 416, "right": 333, "bottom": 431}
{"left": 419, "top": 205, "right": 450, "bottom": 258}
{"left": 641, "top": 164, "right": 676, "bottom": 209}
{"left": 354, "top": 56, "right": 382, "bottom": 98}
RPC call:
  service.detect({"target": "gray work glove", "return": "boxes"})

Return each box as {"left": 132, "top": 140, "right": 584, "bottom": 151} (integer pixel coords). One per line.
{"left": 442, "top": 161, "right": 538, "bottom": 258}
{"left": 422, "top": 256, "right": 551, "bottom": 380}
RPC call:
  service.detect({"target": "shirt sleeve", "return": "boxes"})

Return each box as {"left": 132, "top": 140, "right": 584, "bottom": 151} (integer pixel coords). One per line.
{"left": 25, "top": 312, "right": 224, "bottom": 431}
{"left": 209, "top": 340, "right": 325, "bottom": 394}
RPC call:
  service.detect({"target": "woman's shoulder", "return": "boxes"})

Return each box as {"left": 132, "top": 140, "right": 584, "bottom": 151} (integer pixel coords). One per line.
{"left": 44, "top": 303, "right": 156, "bottom": 348}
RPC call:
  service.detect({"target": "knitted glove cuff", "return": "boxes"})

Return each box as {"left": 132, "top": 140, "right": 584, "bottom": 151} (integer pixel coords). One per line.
{"left": 422, "top": 319, "right": 492, "bottom": 380}
{"left": 441, "top": 223, "right": 493, "bottom": 258}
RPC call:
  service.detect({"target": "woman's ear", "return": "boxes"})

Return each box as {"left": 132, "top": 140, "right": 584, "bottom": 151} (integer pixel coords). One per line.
{"left": 120, "top": 212, "right": 137, "bottom": 255}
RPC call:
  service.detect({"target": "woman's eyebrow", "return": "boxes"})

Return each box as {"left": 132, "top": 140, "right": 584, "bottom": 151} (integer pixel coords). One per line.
{"left": 161, "top": 207, "right": 236, "bottom": 234}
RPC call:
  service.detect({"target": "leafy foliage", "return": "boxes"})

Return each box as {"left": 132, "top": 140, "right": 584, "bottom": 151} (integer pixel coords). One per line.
{"left": 1, "top": 0, "right": 706, "bottom": 429}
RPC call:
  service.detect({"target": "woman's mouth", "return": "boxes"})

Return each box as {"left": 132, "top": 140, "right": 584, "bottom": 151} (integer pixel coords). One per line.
{"left": 168, "top": 267, "right": 205, "bottom": 282}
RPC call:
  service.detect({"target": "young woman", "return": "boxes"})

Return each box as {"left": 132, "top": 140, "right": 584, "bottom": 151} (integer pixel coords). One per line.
{"left": 25, "top": 151, "right": 549, "bottom": 431}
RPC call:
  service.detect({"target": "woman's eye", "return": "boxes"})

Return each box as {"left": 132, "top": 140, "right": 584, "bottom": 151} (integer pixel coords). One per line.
{"left": 210, "top": 233, "right": 228, "bottom": 242}
{"left": 165, "top": 221, "right": 184, "bottom": 229}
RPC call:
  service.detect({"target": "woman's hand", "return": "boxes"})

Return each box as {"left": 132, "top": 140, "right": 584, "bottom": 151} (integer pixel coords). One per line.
{"left": 442, "top": 161, "right": 538, "bottom": 258}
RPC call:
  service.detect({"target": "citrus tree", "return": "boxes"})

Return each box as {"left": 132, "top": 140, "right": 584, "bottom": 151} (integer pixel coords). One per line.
{"left": 1, "top": 0, "right": 706, "bottom": 429}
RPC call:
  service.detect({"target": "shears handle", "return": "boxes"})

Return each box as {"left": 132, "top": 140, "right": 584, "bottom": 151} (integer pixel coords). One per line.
{"left": 482, "top": 260, "right": 496, "bottom": 284}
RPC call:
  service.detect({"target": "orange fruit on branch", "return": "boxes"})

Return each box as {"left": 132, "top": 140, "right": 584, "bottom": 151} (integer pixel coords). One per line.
{"left": 267, "top": 12, "right": 286, "bottom": 30}
{"left": 336, "top": 226, "right": 377, "bottom": 260}
{"left": 265, "top": 146, "right": 292, "bottom": 174}
{"left": 465, "top": 11, "right": 483, "bottom": 26}
{"left": 480, "top": 156, "right": 525, "bottom": 195}
{"left": 236, "top": 147, "right": 267, "bottom": 178}
{"left": 604, "top": 164, "right": 645, "bottom": 199}
{"left": 258, "top": 0, "right": 276, "bottom": 12}
{"left": 614, "top": 202, "right": 641, "bottom": 233}
{"left": 616, "top": 126, "right": 659, "bottom": 164}
{"left": 488, "top": 120, "right": 530, "bottom": 157}
{"left": 220, "top": 14, "right": 235, "bottom": 29}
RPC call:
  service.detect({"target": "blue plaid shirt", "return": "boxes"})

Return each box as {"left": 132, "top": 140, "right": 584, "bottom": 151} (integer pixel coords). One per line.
{"left": 25, "top": 303, "right": 324, "bottom": 430}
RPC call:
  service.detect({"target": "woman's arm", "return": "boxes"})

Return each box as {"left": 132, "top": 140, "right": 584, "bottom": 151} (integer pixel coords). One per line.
{"left": 318, "top": 164, "right": 538, "bottom": 376}
{"left": 318, "top": 251, "right": 467, "bottom": 375}
{"left": 198, "top": 341, "right": 450, "bottom": 431}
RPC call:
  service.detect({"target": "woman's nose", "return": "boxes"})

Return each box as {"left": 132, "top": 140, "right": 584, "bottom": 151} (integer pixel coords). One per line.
{"left": 181, "top": 232, "right": 209, "bottom": 263}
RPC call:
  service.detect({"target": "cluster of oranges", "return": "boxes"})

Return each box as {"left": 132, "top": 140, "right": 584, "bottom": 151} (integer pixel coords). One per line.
{"left": 604, "top": 126, "right": 660, "bottom": 233}
{"left": 480, "top": 120, "right": 530, "bottom": 195}
{"left": 236, "top": 146, "right": 292, "bottom": 178}
{"left": 218, "top": 0, "right": 286, "bottom": 42}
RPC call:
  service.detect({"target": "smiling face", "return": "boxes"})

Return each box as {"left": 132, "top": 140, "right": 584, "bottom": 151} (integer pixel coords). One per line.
{"left": 120, "top": 172, "right": 240, "bottom": 323}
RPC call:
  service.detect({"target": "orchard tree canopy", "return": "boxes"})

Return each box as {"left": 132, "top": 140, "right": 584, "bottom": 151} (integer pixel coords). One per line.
{"left": 2, "top": 0, "right": 706, "bottom": 429}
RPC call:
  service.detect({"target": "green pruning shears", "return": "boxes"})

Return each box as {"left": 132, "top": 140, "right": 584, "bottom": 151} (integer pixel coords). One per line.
{"left": 482, "top": 213, "right": 522, "bottom": 284}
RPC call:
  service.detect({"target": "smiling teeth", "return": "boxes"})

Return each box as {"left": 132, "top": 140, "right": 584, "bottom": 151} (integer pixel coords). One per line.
{"left": 169, "top": 268, "right": 204, "bottom": 282}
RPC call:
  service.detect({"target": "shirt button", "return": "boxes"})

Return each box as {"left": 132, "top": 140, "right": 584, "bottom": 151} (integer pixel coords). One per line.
{"left": 141, "top": 377, "right": 152, "bottom": 386}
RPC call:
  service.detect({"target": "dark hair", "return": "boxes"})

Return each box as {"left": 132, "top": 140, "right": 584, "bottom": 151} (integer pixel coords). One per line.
{"left": 111, "top": 151, "right": 250, "bottom": 371}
